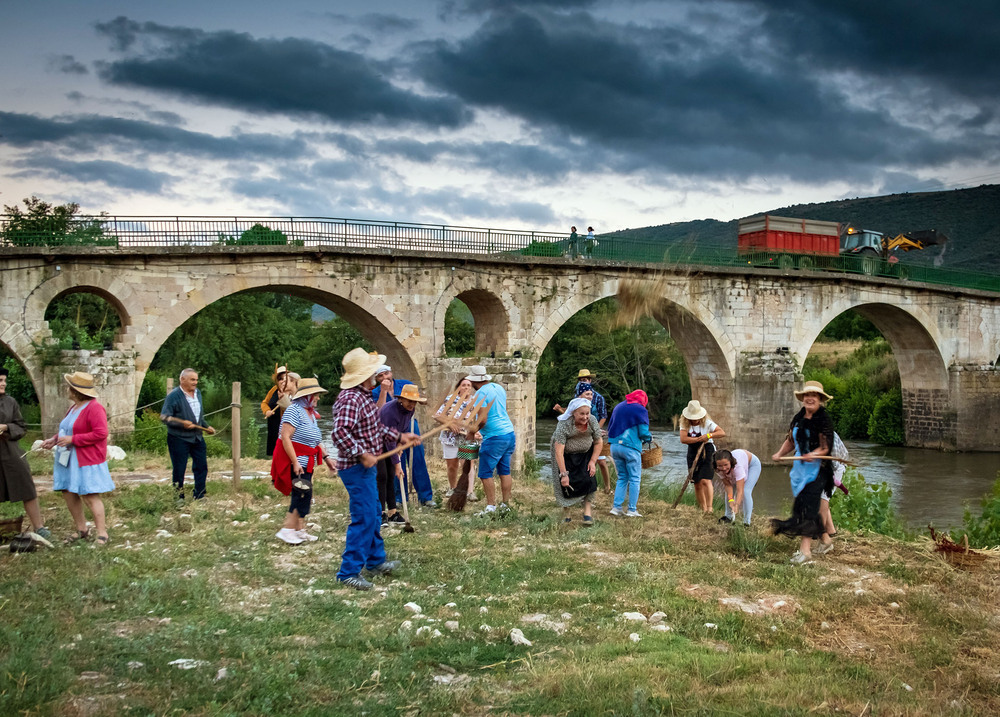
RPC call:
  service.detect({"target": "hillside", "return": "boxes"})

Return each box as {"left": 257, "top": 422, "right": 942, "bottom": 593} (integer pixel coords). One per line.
{"left": 608, "top": 184, "right": 1000, "bottom": 271}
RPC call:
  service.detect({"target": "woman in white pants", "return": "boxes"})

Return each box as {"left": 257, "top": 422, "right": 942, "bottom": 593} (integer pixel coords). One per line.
{"left": 713, "top": 449, "right": 761, "bottom": 526}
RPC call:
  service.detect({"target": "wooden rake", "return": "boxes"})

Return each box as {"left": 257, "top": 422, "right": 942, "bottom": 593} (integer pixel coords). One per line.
{"left": 776, "top": 455, "right": 858, "bottom": 467}
{"left": 373, "top": 393, "right": 492, "bottom": 463}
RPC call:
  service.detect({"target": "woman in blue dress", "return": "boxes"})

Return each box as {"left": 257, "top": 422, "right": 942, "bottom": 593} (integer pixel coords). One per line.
{"left": 41, "top": 372, "right": 115, "bottom": 545}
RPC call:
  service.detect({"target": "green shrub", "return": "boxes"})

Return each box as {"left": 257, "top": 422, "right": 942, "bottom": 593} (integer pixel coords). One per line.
{"left": 868, "top": 388, "right": 904, "bottom": 445}
{"left": 829, "top": 469, "right": 906, "bottom": 538}
{"left": 835, "top": 374, "right": 877, "bottom": 439}
{"left": 520, "top": 240, "right": 563, "bottom": 257}
{"left": 958, "top": 475, "right": 1000, "bottom": 548}
{"left": 128, "top": 409, "right": 169, "bottom": 454}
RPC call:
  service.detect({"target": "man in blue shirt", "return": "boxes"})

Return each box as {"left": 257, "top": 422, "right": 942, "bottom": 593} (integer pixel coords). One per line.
{"left": 466, "top": 365, "right": 515, "bottom": 515}
{"left": 372, "top": 365, "right": 435, "bottom": 507}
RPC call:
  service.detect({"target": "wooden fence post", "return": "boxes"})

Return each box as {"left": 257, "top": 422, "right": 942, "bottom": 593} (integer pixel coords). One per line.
{"left": 232, "top": 382, "right": 241, "bottom": 493}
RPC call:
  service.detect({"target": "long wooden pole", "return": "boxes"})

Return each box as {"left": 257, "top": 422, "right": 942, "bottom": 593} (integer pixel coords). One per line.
{"left": 231, "top": 382, "right": 241, "bottom": 494}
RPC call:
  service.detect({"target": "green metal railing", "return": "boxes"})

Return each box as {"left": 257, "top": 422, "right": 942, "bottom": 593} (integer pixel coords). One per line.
{"left": 2, "top": 214, "right": 997, "bottom": 293}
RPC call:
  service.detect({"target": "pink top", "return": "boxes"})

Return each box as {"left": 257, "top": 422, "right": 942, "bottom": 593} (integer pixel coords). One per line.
{"left": 716, "top": 448, "right": 752, "bottom": 486}
{"left": 51, "top": 400, "right": 109, "bottom": 467}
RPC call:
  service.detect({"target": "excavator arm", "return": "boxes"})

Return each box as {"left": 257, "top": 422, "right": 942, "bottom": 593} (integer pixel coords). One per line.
{"left": 883, "top": 229, "right": 949, "bottom": 253}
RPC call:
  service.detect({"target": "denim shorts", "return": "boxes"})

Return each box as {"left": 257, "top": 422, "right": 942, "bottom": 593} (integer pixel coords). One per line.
{"left": 477, "top": 432, "right": 516, "bottom": 479}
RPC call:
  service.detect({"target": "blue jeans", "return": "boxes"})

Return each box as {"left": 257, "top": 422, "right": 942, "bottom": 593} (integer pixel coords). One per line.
{"left": 478, "top": 432, "right": 516, "bottom": 479}
{"left": 395, "top": 424, "right": 434, "bottom": 503}
{"left": 167, "top": 434, "right": 207, "bottom": 499}
{"left": 611, "top": 444, "right": 642, "bottom": 512}
{"left": 336, "top": 463, "right": 386, "bottom": 580}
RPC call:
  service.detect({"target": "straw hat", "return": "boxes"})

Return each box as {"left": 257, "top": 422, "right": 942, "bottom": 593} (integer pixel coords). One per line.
{"left": 292, "top": 377, "right": 328, "bottom": 400}
{"left": 681, "top": 399, "right": 707, "bottom": 421}
{"left": 341, "top": 348, "right": 386, "bottom": 388}
{"left": 63, "top": 371, "right": 98, "bottom": 399}
{"left": 794, "top": 380, "right": 833, "bottom": 402}
{"left": 395, "top": 383, "right": 427, "bottom": 403}
{"left": 577, "top": 368, "right": 596, "bottom": 379}
{"left": 464, "top": 365, "right": 492, "bottom": 382}
{"left": 275, "top": 365, "right": 288, "bottom": 375}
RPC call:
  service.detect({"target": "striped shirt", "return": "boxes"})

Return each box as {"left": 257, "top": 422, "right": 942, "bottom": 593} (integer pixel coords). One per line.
{"left": 279, "top": 400, "right": 323, "bottom": 469}
{"left": 332, "top": 386, "right": 399, "bottom": 471}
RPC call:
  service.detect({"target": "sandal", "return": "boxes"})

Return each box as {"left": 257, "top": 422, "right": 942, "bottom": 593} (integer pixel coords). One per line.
{"left": 65, "top": 529, "right": 90, "bottom": 545}
{"left": 582, "top": 516, "right": 594, "bottom": 525}
{"left": 564, "top": 517, "right": 572, "bottom": 523}
{"left": 95, "top": 535, "right": 110, "bottom": 546}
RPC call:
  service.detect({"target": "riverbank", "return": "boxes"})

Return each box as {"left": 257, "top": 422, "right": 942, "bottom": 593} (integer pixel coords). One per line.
{"left": 2, "top": 461, "right": 999, "bottom": 716}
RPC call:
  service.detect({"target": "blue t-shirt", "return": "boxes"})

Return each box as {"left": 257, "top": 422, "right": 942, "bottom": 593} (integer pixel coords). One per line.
{"left": 474, "top": 382, "right": 514, "bottom": 439}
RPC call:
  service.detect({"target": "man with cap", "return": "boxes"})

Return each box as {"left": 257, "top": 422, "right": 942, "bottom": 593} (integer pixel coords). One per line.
{"left": 160, "top": 368, "right": 215, "bottom": 503}
{"left": 553, "top": 369, "right": 611, "bottom": 492}
{"left": 372, "top": 364, "right": 435, "bottom": 508}
{"left": 466, "top": 366, "right": 516, "bottom": 515}
{"left": 332, "top": 348, "right": 420, "bottom": 590}
{"left": 377, "top": 383, "right": 427, "bottom": 525}
{"left": 0, "top": 367, "right": 51, "bottom": 540}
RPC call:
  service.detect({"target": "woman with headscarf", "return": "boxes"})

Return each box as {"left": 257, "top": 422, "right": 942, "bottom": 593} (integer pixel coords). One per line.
{"left": 40, "top": 372, "right": 114, "bottom": 545}
{"left": 550, "top": 396, "right": 602, "bottom": 524}
{"left": 679, "top": 400, "right": 726, "bottom": 515}
{"left": 261, "top": 365, "right": 292, "bottom": 457}
{"left": 771, "top": 381, "right": 836, "bottom": 564}
{"left": 0, "top": 367, "right": 50, "bottom": 541}
{"left": 271, "top": 377, "right": 336, "bottom": 545}
{"left": 607, "top": 390, "right": 653, "bottom": 518}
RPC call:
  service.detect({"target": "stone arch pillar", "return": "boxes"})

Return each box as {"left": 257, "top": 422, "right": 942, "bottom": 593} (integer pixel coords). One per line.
{"left": 454, "top": 289, "right": 510, "bottom": 356}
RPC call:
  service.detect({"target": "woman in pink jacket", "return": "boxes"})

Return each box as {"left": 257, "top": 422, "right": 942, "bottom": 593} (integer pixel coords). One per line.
{"left": 41, "top": 372, "right": 115, "bottom": 545}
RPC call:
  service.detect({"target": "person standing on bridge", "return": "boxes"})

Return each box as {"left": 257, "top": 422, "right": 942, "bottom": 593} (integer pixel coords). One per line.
{"left": 372, "top": 364, "right": 435, "bottom": 508}
{"left": 160, "top": 368, "right": 215, "bottom": 504}
{"left": 567, "top": 226, "right": 580, "bottom": 259}
{"left": 331, "top": 348, "right": 420, "bottom": 591}
{"left": 679, "top": 400, "right": 726, "bottom": 515}
{"left": 770, "top": 381, "right": 836, "bottom": 565}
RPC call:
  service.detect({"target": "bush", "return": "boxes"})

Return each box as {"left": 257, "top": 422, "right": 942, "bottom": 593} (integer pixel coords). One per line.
{"left": 829, "top": 469, "right": 906, "bottom": 538}
{"left": 958, "top": 475, "right": 1000, "bottom": 548}
{"left": 835, "top": 374, "right": 878, "bottom": 439}
{"left": 127, "top": 410, "right": 169, "bottom": 454}
{"left": 868, "top": 388, "right": 904, "bottom": 445}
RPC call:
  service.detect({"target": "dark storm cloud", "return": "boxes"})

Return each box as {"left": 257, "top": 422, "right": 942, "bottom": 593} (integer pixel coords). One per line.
{"left": 49, "top": 54, "right": 88, "bottom": 75}
{"left": 376, "top": 137, "right": 574, "bottom": 179}
{"left": 93, "top": 16, "right": 471, "bottom": 129}
{"left": 10, "top": 156, "right": 172, "bottom": 193}
{"left": 413, "top": 9, "right": 999, "bottom": 182}
{"left": 0, "top": 111, "right": 308, "bottom": 160}
{"left": 742, "top": 0, "right": 1000, "bottom": 101}
{"left": 325, "top": 12, "right": 421, "bottom": 33}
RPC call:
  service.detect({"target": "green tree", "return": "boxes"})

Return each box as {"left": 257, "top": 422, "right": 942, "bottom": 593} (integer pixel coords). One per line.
{"left": 221, "top": 223, "right": 289, "bottom": 246}
{"left": 288, "top": 317, "right": 373, "bottom": 400}
{"left": 44, "top": 293, "right": 122, "bottom": 349}
{"left": 2, "top": 196, "right": 115, "bottom": 247}
{"left": 444, "top": 300, "right": 475, "bottom": 357}
{"left": 868, "top": 388, "right": 904, "bottom": 445}
{"left": 151, "top": 293, "right": 314, "bottom": 401}
{"left": 1, "top": 355, "right": 38, "bottom": 406}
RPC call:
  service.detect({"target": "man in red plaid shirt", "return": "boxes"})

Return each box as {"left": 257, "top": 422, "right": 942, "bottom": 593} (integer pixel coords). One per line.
{"left": 333, "top": 348, "right": 419, "bottom": 590}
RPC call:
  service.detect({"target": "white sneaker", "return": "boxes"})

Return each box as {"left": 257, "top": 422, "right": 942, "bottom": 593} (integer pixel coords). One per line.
{"left": 296, "top": 530, "right": 319, "bottom": 542}
{"left": 790, "top": 551, "right": 813, "bottom": 565}
{"left": 477, "top": 505, "right": 497, "bottom": 517}
{"left": 609, "top": 507, "right": 623, "bottom": 516}
{"left": 276, "top": 528, "right": 303, "bottom": 545}
{"left": 467, "top": 492, "right": 479, "bottom": 501}
{"left": 445, "top": 489, "right": 455, "bottom": 498}
{"left": 625, "top": 510, "right": 643, "bottom": 518}
{"left": 814, "top": 541, "right": 833, "bottom": 555}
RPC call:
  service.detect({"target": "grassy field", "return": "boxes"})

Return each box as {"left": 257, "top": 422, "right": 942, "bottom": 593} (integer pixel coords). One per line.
{"left": 2, "top": 456, "right": 999, "bottom": 716}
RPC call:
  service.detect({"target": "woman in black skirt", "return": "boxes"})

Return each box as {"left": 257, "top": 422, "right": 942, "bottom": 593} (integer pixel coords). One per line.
{"left": 771, "top": 381, "right": 836, "bottom": 564}
{"left": 679, "top": 400, "right": 726, "bottom": 515}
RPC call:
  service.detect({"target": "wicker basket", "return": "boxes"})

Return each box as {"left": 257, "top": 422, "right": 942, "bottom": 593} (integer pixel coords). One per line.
{"left": 0, "top": 516, "right": 24, "bottom": 541}
{"left": 943, "top": 534, "right": 988, "bottom": 571}
{"left": 641, "top": 441, "right": 663, "bottom": 468}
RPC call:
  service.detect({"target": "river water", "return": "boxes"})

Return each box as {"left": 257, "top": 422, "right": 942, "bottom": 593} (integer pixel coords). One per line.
{"left": 534, "top": 420, "right": 1000, "bottom": 530}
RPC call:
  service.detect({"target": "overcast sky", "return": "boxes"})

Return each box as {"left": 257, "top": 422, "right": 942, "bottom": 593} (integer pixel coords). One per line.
{"left": 1, "top": 0, "right": 998, "bottom": 232}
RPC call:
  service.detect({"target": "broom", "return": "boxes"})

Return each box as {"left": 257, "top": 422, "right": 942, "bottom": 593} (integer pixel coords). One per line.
{"left": 447, "top": 456, "right": 474, "bottom": 512}
{"left": 671, "top": 442, "right": 706, "bottom": 509}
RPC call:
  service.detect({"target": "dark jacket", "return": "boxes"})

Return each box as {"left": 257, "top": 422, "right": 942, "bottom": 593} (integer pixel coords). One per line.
{"left": 161, "top": 387, "right": 208, "bottom": 443}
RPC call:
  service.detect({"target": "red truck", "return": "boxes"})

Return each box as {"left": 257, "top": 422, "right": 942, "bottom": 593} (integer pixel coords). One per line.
{"left": 737, "top": 215, "right": 841, "bottom": 270}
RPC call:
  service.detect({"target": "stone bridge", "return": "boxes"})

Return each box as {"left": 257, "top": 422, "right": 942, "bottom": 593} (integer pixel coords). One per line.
{"left": 2, "top": 245, "right": 999, "bottom": 462}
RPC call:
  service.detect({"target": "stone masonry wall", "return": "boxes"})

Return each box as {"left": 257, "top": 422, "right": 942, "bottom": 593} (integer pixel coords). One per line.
{"left": 950, "top": 364, "right": 1000, "bottom": 451}
{"left": 902, "top": 387, "right": 957, "bottom": 450}
{"left": 734, "top": 352, "right": 802, "bottom": 459}
{"left": 41, "top": 350, "right": 138, "bottom": 442}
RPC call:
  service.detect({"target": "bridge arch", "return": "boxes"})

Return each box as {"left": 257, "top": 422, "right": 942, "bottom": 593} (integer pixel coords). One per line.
{"left": 0, "top": 328, "right": 42, "bottom": 404}
{"left": 529, "top": 274, "right": 737, "bottom": 425}
{"left": 135, "top": 276, "right": 423, "bottom": 389}
{"left": 24, "top": 269, "right": 137, "bottom": 340}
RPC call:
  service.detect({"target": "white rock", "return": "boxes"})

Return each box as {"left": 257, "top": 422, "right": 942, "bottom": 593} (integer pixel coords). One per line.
{"left": 416, "top": 626, "right": 432, "bottom": 637}
{"left": 445, "top": 621, "right": 459, "bottom": 631}
{"left": 509, "top": 628, "right": 532, "bottom": 646}
{"left": 561, "top": 612, "right": 572, "bottom": 620}
{"left": 155, "top": 530, "right": 173, "bottom": 539}
{"left": 771, "top": 625, "right": 777, "bottom": 631}
{"left": 431, "top": 629, "right": 443, "bottom": 638}
{"left": 649, "top": 611, "right": 667, "bottom": 624}
{"left": 889, "top": 602, "right": 900, "bottom": 609}
{"left": 704, "top": 623, "right": 718, "bottom": 629}
{"left": 649, "top": 624, "right": 672, "bottom": 632}
{"left": 902, "top": 683, "right": 913, "bottom": 692}
{"left": 479, "top": 624, "right": 492, "bottom": 632}
{"left": 168, "top": 659, "right": 209, "bottom": 670}
{"left": 127, "top": 661, "right": 144, "bottom": 669}
{"left": 629, "top": 633, "right": 641, "bottom": 643}
{"left": 214, "top": 668, "right": 229, "bottom": 681}
{"left": 400, "top": 620, "right": 414, "bottom": 631}
{"left": 622, "top": 612, "right": 647, "bottom": 622}
{"left": 259, "top": 514, "right": 270, "bottom": 521}
{"left": 479, "top": 606, "right": 488, "bottom": 614}
{"left": 455, "top": 585, "right": 463, "bottom": 592}
{"left": 446, "top": 602, "right": 457, "bottom": 608}
{"left": 182, "top": 569, "right": 198, "bottom": 578}
{"left": 404, "top": 602, "right": 422, "bottom": 615}
{"left": 772, "top": 601, "right": 787, "bottom": 609}
{"left": 107, "top": 446, "right": 126, "bottom": 461}
{"left": 820, "top": 621, "right": 831, "bottom": 630}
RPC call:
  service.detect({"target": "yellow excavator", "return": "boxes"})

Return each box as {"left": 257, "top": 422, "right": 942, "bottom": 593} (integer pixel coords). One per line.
{"left": 841, "top": 226, "right": 949, "bottom": 261}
